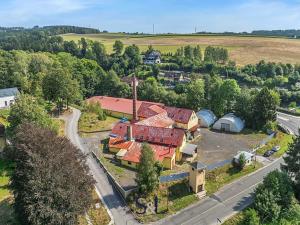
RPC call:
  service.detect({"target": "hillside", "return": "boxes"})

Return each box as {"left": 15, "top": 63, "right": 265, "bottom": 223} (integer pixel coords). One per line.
{"left": 62, "top": 33, "right": 300, "bottom": 65}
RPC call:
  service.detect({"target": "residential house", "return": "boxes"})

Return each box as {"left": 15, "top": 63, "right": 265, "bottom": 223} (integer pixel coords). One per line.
{"left": 143, "top": 51, "right": 161, "bottom": 64}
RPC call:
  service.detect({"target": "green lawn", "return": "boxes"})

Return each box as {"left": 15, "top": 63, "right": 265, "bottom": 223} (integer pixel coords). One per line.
{"left": 256, "top": 131, "right": 293, "bottom": 157}
{"left": 79, "top": 113, "right": 119, "bottom": 133}
{"left": 205, "top": 162, "right": 263, "bottom": 196}
{"left": 0, "top": 159, "right": 19, "bottom": 225}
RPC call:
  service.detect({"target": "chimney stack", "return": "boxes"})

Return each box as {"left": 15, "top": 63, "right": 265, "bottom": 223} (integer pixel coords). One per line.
{"left": 132, "top": 75, "right": 138, "bottom": 123}
{"left": 127, "top": 125, "right": 133, "bottom": 141}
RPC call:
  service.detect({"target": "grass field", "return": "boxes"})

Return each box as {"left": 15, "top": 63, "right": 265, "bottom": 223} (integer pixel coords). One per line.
{"left": 61, "top": 33, "right": 300, "bottom": 65}
{"left": 79, "top": 113, "right": 119, "bottom": 133}
{"left": 205, "top": 162, "right": 263, "bottom": 196}
{"left": 256, "top": 131, "right": 293, "bottom": 157}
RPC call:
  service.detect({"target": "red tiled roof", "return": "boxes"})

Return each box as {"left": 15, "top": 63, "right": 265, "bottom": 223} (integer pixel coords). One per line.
{"left": 111, "top": 123, "right": 185, "bottom": 147}
{"left": 122, "top": 142, "right": 175, "bottom": 163}
{"left": 136, "top": 112, "right": 174, "bottom": 128}
{"left": 163, "top": 106, "right": 193, "bottom": 124}
{"left": 87, "top": 96, "right": 163, "bottom": 116}
{"left": 108, "top": 137, "right": 133, "bottom": 149}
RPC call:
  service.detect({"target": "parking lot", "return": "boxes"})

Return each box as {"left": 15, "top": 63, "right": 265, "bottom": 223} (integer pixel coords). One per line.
{"left": 193, "top": 128, "right": 267, "bottom": 165}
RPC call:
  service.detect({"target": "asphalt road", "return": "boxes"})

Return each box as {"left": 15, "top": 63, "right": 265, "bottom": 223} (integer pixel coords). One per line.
{"left": 65, "top": 108, "right": 138, "bottom": 225}
{"left": 156, "top": 158, "right": 283, "bottom": 225}
{"left": 277, "top": 112, "right": 300, "bottom": 135}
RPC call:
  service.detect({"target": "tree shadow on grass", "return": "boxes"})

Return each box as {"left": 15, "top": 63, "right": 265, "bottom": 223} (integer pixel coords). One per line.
{"left": 168, "top": 181, "right": 191, "bottom": 202}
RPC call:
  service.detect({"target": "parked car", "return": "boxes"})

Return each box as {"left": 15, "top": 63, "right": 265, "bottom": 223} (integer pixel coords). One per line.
{"left": 271, "top": 146, "right": 280, "bottom": 152}
{"left": 264, "top": 150, "right": 274, "bottom": 157}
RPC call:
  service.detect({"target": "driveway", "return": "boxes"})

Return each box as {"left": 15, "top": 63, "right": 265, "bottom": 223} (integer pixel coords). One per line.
{"left": 194, "top": 129, "right": 266, "bottom": 165}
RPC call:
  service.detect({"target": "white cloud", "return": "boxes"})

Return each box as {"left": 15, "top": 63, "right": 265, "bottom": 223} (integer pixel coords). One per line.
{"left": 0, "top": 0, "right": 100, "bottom": 26}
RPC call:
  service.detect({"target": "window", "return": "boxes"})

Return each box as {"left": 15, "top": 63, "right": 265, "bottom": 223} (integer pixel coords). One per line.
{"left": 128, "top": 162, "right": 132, "bottom": 165}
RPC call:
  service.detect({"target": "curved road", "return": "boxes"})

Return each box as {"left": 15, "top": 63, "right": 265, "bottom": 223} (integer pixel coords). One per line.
{"left": 65, "top": 108, "right": 296, "bottom": 225}
{"left": 65, "top": 108, "right": 138, "bottom": 225}
{"left": 277, "top": 112, "right": 300, "bottom": 135}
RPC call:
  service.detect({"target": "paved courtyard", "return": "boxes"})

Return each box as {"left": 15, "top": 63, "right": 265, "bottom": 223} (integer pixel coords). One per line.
{"left": 193, "top": 128, "right": 267, "bottom": 165}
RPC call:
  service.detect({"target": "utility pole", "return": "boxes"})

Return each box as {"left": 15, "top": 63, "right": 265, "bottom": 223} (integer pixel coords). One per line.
{"left": 195, "top": 26, "right": 197, "bottom": 34}
{"left": 153, "top": 24, "right": 155, "bottom": 35}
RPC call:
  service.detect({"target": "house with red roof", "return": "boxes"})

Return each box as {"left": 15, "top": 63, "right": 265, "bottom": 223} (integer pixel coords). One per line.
{"left": 86, "top": 96, "right": 198, "bottom": 131}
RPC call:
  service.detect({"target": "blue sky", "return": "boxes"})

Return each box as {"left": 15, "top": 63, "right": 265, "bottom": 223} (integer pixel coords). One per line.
{"left": 0, "top": 0, "right": 300, "bottom": 33}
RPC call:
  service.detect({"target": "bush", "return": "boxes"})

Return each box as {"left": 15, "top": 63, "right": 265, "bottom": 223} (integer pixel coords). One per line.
{"left": 242, "top": 208, "right": 260, "bottom": 225}
{"left": 84, "top": 102, "right": 106, "bottom": 121}
{"left": 263, "top": 120, "right": 278, "bottom": 134}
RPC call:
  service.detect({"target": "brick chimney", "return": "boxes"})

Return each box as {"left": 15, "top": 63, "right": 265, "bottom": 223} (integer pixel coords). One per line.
{"left": 127, "top": 125, "right": 133, "bottom": 141}
{"left": 132, "top": 75, "right": 138, "bottom": 123}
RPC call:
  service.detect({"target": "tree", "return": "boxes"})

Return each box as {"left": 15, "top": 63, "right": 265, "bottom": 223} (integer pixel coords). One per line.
{"left": 282, "top": 135, "right": 300, "bottom": 199}
{"left": 7, "top": 94, "right": 56, "bottom": 135}
{"left": 113, "top": 40, "right": 124, "bottom": 55}
{"left": 123, "top": 45, "right": 141, "bottom": 70}
{"left": 254, "top": 170, "right": 294, "bottom": 223}
{"left": 184, "top": 45, "right": 194, "bottom": 59}
{"left": 220, "top": 79, "right": 240, "bottom": 113}
{"left": 234, "top": 89, "right": 257, "bottom": 128}
{"left": 253, "top": 87, "right": 280, "bottom": 129}
{"left": 238, "top": 152, "right": 246, "bottom": 169}
{"left": 193, "top": 45, "right": 202, "bottom": 61}
{"left": 186, "top": 79, "right": 205, "bottom": 111}
{"left": 136, "top": 144, "right": 159, "bottom": 194}
{"left": 243, "top": 208, "right": 260, "bottom": 225}
{"left": 11, "top": 123, "right": 95, "bottom": 225}
{"left": 42, "top": 63, "right": 82, "bottom": 109}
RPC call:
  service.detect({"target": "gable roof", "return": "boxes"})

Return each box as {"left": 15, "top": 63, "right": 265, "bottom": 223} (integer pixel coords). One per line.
{"left": 122, "top": 142, "right": 175, "bottom": 163}
{"left": 0, "top": 88, "right": 19, "bottom": 98}
{"left": 135, "top": 112, "right": 174, "bottom": 128}
{"left": 163, "top": 106, "right": 194, "bottom": 124}
{"left": 87, "top": 96, "right": 163, "bottom": 116}
{"left": 111, "top": 123, "right": 185, "bottom": 147}
{"left": 109, "top": 137, "right": 133, "bottom": 149}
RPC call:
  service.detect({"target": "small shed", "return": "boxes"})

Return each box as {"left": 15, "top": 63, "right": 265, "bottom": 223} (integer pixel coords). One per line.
{"left": 180, "top": 143, "right": 197, "bottom": 162}
{"left": 213, "top": 113, "right": 245, "bottom": 133}
{"left": 196, "top": 109, "right": 217, "bottom": 127}
{"left": 233, "top": 151, "right": 254, "bottom": 166}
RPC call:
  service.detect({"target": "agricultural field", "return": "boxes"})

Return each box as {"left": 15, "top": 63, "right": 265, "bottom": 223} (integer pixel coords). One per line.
{"left": 61, "top": 33, "right": 300, "bottom": 65}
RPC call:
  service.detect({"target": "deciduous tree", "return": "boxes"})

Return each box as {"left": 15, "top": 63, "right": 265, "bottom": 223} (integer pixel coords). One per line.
{"left": 11, "top": 123, "right": 95, "bottom": 225}
{"left": 136, "top": 144, "right": 159, "bottom": 194}
{"left": 282, "top": 135, "right": 300, "bottom": 199}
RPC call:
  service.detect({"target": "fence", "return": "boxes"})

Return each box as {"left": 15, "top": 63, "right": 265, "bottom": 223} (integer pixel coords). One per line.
{"left": 160, "top": 172, "right": 189, "bottom": 183}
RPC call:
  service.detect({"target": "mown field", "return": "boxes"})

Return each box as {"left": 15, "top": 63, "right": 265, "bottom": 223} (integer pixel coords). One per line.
{"left": 61, "top": 33, "right": 300, "bottom": 65}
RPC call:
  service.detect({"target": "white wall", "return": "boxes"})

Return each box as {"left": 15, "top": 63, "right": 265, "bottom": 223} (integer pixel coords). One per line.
{"left": 0, "top": 96, "right": 16, "bottom": 108}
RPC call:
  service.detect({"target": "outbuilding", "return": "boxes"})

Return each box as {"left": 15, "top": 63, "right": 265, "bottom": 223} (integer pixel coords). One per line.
{"left": 0, "top": 87, "right": 19, "bottom": 108}
{"left": 233, "top": 151, "right": 254, "bottom": 166}
{"left": 213, "top": 113, "right": 245, "bottom": 133}
{"left": 196, "top": 109, "right": 217, "bottom": 127}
